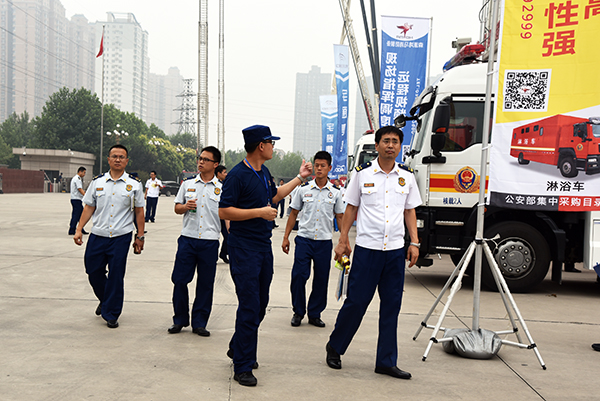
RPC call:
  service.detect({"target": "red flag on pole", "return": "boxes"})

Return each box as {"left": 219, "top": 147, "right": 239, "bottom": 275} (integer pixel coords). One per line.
{"left": 96, "top": 34, "right": 104, "bottom": 58}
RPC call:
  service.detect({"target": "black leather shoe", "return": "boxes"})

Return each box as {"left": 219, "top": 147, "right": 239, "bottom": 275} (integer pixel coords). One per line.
{"left": 192, "top": 327, "right": 210, "bottom": 337}
{"left": 291, "top": 313, "right": 303, "bottom": 327}
{"left": 592, "top": 343, "right": 600, "bottom": 352}
{"left": 326, "top": 342, "right": 342, "bottom": 369}
{"left": 95, "top": 303, "right": 102, "bottom": 316}
{"left": 308, "top": 317, "right": 326, "bottom": 327}
{"left": 234, "top": 371, "right": 257, "bottom": 386}
{"left": 227, "top": 348, "right": 259, "bottom": 369}
{"left": 106, "top": 320, "right": 119, "bottom": 329}
{"left": 374, "top": 366, "right": 412, "bottom": 379}
{"left": 168, "top": 324, "right": 188, "bottom": 334}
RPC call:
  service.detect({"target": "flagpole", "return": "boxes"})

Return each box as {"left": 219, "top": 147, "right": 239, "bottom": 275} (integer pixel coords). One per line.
{"left": 99, "top": 25, "right": 105, "bottom": 173}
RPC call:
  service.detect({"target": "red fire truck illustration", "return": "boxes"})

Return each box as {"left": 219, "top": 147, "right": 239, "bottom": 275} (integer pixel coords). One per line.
{"left": 510, "top": 114, "right": 600, "bottom": 178}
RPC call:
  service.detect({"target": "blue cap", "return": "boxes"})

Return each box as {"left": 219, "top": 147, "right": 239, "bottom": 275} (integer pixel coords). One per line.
{"left": 242, "top": 125, "right": 281, "bottom": 144}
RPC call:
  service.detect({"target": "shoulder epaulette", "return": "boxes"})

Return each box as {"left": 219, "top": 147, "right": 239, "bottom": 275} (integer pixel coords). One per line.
{"left": 92, "top": 173, "right": 104, "bottom": 181}
{"left": 355, "top": 161, "right": 372, "bottom": 172}
{"left": 300, "top": 181, "right": 310, "bottom": 187}
{"left": 128, "top": 173, "right": 141, "bottom": 182}
{"left": 332, "top": 184, "right": 340, "bottom": 190}
{"left": 398, "top": 163, "right": 414, "bottom": 173}
{"left": 182, "top": 175, "right": 195, "bottom": 182}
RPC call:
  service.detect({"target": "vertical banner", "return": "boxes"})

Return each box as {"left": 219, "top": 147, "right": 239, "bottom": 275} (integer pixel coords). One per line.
{"left": 333, "top": 44, "right": 349, "bottom": 177}
{"left": 320, "top": 95, "right": 338, "bottom": 157}
{"left": 379, "top": 16, "right": 431, "bottom": 161}
{"left": 489, "top": 0, "right": 600, "bottom": 211}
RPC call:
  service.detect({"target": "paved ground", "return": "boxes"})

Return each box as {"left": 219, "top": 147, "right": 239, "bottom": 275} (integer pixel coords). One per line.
{"left": 1, "top": 192, "right": 599, "bottom": 400}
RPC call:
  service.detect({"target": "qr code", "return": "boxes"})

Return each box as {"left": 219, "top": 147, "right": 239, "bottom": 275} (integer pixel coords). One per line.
{"left": 503, "top": 69, "right": 551, "bottom": 112}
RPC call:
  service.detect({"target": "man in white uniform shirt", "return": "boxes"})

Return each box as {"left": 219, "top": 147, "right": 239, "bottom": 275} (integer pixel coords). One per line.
{"left": 68, "top": 166, "right": 87, "bottom": 235}
{"left": 325, "top": 126, "right": 422, "bottom": 380}
{"left": 145, "top": 170, "right": 163, "bottom": 223}
{"left": 167, "top": 146, "right": 223, "bottom": 337}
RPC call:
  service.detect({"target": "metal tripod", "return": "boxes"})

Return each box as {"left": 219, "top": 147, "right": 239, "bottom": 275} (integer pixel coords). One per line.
{"left": 413, "top": 238, "right": 546, "bottom": 369}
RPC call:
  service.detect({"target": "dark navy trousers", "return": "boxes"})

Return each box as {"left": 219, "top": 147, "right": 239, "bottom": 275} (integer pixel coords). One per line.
{"left": 329, "top": 245, "right": 406, "bottom": 368}
{"left": 219, "top": 219, "right": 228, "bottom": 258}
{"left": 69, "top": 199, "right": 83, "bottom": 234}
{"left": 228, "top": 245, "right": 273, "bottom": 374}
{"left": 171, "top": 236, "right": 219, "bottom": 328}
{"left": 84, "top": 232, "right": 132, "bottom": 321}
{"left": 290, "top": 236, "right": 332, "bottom": 319}
{"left": 145, "top": 197, "right": 158, "bottom": 222}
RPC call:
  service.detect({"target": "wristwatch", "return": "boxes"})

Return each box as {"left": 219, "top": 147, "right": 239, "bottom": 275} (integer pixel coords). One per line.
{"left": 296, "top": 174, "right": 306, "bottom": 183}
{"left": 136, "top": 236, "right": 145, "bottom": 241}
{"left": 409, "top": 242, "right": 420, "bottom": 248}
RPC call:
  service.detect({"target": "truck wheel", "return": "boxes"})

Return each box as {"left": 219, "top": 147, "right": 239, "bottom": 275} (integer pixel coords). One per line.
{"left": 517, "top": 153, "right": 530, "bottom": 165}
{"left": 482, "top": 221, "right": 550, "bottom": 293}
{"left": 559, "top": 156, "right": 578, "bottom": 177}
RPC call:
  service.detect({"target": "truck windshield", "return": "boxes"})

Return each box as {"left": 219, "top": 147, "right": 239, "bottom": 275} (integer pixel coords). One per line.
{"left": 442, "top": 99, "right": 492, "bottom": 152}
{"left": 592, "top": 123, "right": 600, "bottom": 138}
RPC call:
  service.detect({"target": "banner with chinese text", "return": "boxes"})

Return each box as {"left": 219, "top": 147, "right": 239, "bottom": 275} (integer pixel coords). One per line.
{"left": 379, "top": 15, "right": 430, "bottom": 161}
{"left": 320, "top": 95, "right": 338, "bottom": 161}
{"left": 489, "top": 0, "right": 600, "bottom": 211}
{"left": 333, "top": 44, "right": 349, "bottom": 177}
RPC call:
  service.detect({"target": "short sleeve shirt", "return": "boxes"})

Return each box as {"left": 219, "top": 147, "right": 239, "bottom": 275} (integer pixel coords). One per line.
{"left": 290, "top": 179, "right": 346, "bottom": 240}
{"left": 344, "top": 158, "right": 422, "bottom": 251}
{"left": 82, "top": 171, "right": 145, "bottom": 238}
{"left": 174, "top": 174, "right": 222, "bottom": 240}
{"left": 219, "top": 161, "right": 277, "bottom": 251}
{"left": 70, "top": 174, "right": 84, "bottom": 200}
{"left": 145, "top": 178, "right": 162, "bottom": 198}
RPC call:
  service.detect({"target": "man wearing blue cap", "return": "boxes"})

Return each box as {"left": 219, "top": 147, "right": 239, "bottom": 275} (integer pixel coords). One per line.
{"left": 219, "top": 124, "right": 313, "bottom": 387}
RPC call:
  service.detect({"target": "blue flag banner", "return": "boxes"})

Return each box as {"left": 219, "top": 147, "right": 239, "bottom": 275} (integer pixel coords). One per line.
{"left": 320, "top": 95, "right": 338, "bottom": 157}
{"left": 333, "top": 44, "right": 349, "bottom": 177}
{"left": 379, "top": 15, "right": 431, "bottom": 161}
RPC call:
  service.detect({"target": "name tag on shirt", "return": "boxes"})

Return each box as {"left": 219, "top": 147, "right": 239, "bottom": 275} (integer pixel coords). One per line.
{"left": 364, "top": 183, "right": 375, "bottom": 187}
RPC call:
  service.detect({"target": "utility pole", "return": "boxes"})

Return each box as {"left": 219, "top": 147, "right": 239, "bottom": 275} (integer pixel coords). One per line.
{"left": 197, "top": 0, "right": 209, "bottom": 150}
{"left": 173, "top": 79, "right": 197, "bottom": 136}
{"left": 217, "top": 0, "right": 225, "bottom": 153}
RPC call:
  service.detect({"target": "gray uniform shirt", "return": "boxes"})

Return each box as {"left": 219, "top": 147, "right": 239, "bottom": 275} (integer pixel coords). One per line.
{"left": 290, "top": 179, "right": 346, "bottom": 241}
{"left": 174, "top": 174, "right": 222, "bottom": 240}
{"left": 82, "top": 172, "right": 145, "bottom": 238}
{"left": 70, "top": 174, "right": 84, "bottom": 200}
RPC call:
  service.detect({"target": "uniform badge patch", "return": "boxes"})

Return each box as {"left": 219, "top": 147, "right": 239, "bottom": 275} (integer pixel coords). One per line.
{"left": 187, "top": 188, "right": 196, "bottom": 192}
{"left": 399, "top": 177, "right": 406, "bottom": 186}
{"left": 364, "top": 183, "right": 375, "bottom": 187}
{"left": 96, "top": 187, "right": 104, "bottom": 191}
{"left": 214, "top": 188, "right": 221, "bottom": 195}
{"left": 304, "top": 193, "right": 313, "bottom": 197}
{"left": 454, "top": 166, "right": 480, "bottom": 193}
{"left": 328, "top": 192, "right": 334, "bottom": 198}
{"left": 126, "top": 184, "right": 132, "bottom": 192}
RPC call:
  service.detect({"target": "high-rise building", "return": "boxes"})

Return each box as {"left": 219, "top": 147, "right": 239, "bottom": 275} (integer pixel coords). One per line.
{"left": 94, "top": 12, "right": 149, "bottom": 120}
{"left": 146, "top": 67, "right": 184, "bottom": 136}
{"left": 292, "top": 65, "right": 331, "bottom": 159}
{"left": 0, "top": 0, "right": 96, "bottom": 122}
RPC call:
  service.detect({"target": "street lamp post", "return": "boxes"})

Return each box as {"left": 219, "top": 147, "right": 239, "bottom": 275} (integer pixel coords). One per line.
{"left": 106, "top": 124, "right": 129, "bottom": 144}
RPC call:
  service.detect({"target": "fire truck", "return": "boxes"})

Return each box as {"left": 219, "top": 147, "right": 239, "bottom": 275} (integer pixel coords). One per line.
{"left": 384, "top": 58, "right": 600, "bottom": 293}
{"left": 510, "top": 115, "right": 600, "bottom": 177}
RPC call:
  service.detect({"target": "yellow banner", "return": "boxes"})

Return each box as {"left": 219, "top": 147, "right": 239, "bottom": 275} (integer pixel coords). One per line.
{"left": 496, "top": 0, "right": 600, "bottom": 124}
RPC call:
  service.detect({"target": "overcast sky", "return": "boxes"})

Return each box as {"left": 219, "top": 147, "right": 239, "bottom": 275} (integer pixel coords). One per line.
{"left": 60, "top": 0, "right": 485, "bottom": 153}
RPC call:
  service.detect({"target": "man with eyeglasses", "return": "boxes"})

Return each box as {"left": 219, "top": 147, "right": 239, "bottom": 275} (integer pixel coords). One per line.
{"left": 167, "top": 146, "right": 223, "bottom": 338}
{"left": 74, "top": 144, "right": 145, "bottom": 329}
{"left": 219, "top": 124, "right": 313, "bottom": 387}
{"left": 325, "top": 126, "right": 422, "bottom": 380}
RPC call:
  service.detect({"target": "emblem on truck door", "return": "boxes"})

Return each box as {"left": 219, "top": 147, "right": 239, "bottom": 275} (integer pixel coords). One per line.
{"left": 454, "top": 166, "right": 480, "bottom": 193}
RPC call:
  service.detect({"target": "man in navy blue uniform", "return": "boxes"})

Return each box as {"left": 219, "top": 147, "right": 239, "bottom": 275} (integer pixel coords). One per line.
{"left": 282, "top": 151, "right": 345, "bottom": 328}
{"left": 167, "top": 146, "right": 222, "bottom": 337}
{"left": 219, "top": 124, "right": 312, "bottom": 387}
{"left": 74, "top": 144, "right": 146, "bottom": 329}
{"left": 325, "top": 126, "right": 422, "bottom": 379}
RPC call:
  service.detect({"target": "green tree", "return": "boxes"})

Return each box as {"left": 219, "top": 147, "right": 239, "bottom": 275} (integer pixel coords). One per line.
{"left": 223, "top": 149, "right": 245, "bottom": 169}
{"left": 169, "top": 132, "right": 197, "bottom": 149}
{"left": 0, "top": 134, "right": 12, "bottom": 165}
{"left": 265, "top": 151, "right": 305, "bottom": 181}
{"left": 0, "top": 111, "right": 34, "bottom": 168}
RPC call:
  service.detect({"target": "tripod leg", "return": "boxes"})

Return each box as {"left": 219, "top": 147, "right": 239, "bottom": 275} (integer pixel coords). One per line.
{"left": 413, "top": 242, "right": 476, "bottom": 340}
{"left": 483, "top": 242, "right": 523, "bottom": 343}
{"left": 422, "top": 241, "right": 476, "bottom": 361}
{"left": 482, "top": 242, "right": 546, "bottom": 369}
